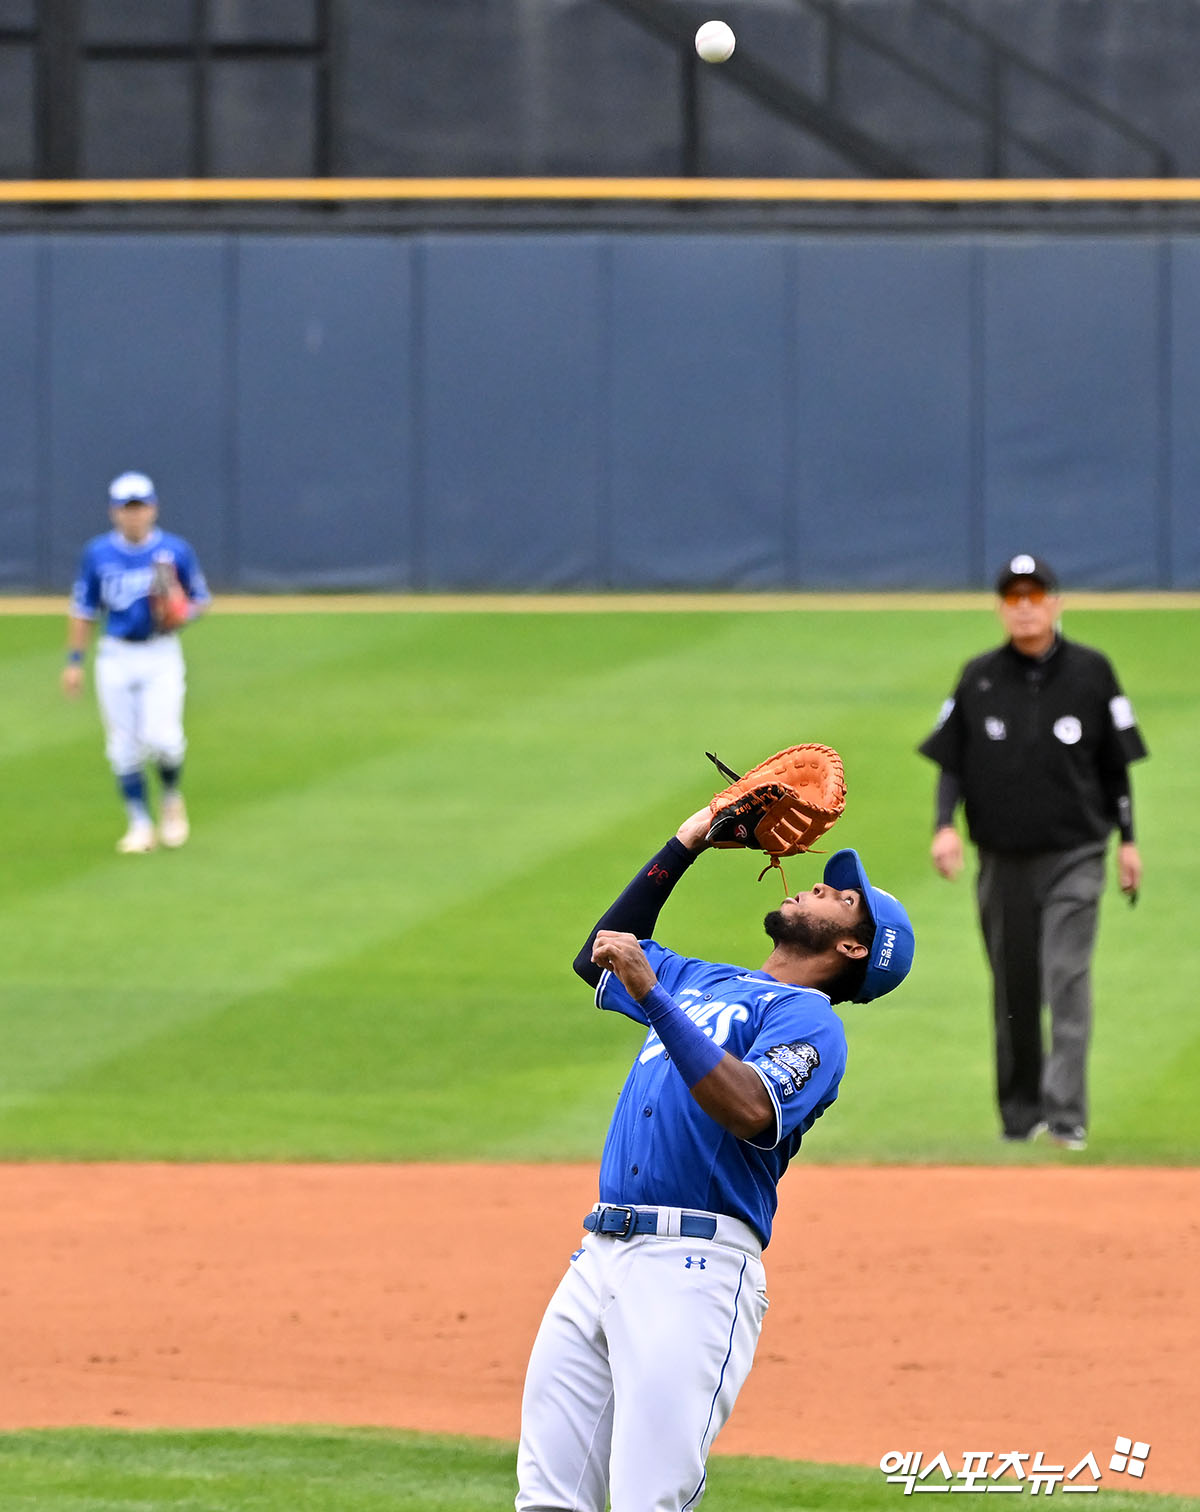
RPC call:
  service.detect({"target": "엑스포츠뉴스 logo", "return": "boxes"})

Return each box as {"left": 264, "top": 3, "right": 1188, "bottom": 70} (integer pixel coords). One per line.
{"left": 879, "top": 1437, "right": 1152, "bottom": 1495}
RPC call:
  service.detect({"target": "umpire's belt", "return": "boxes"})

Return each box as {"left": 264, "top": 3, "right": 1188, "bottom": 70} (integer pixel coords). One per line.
{"left": 583, "top": 1203, "right": 761, "bottom": 1257}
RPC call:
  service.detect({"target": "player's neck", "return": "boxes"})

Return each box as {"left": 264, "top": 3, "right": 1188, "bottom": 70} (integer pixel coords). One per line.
{"left": 759, "top": 945, "right": 833, "bottom": 992}
{"left": 113, "top": 525, "right": 160, "bottom": 549}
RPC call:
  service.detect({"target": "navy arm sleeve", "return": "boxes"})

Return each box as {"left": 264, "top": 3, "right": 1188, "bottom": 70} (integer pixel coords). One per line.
{"left": 935, "top": 769, "right": 962, "bottom": 831}
{"left": 572, "top": 838, "right": 699, "bottom": 987}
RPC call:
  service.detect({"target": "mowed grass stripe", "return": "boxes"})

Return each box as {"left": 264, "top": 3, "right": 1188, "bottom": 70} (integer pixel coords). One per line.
{"left": 0, "top": 1429, "right": 1194, "bottom": 1512}
{"left": 0, "top": 609, "right": 1196, "bottom": 1162}
{"left": 0, "top": 611, "right": 845, "bottom": 1102}
{"left": 0, "top": 615, "right": 742, "bottom": 1100}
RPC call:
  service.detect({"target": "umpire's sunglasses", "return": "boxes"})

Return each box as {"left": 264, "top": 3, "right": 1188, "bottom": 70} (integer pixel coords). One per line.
{"left": 1002, "top": 586, "right": 1048, "bottom": 605}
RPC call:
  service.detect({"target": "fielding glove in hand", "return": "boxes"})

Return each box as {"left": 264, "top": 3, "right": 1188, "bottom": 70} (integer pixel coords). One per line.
{"left": 150, "top": 559, "right": 190, "bottom": 632}
{"left": 706, "top": 745, "right": 847, "bottom": 886}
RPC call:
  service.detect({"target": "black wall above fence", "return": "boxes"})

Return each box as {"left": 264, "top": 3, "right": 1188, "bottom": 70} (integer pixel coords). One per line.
{"left": 1, "top": 0, "right": 1197, "bottom": 183}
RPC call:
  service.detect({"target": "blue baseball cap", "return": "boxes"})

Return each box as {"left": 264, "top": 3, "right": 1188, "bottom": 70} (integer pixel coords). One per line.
{"left": 108, "top": 471, "right": 158, "bottom": 507}
{"left": 822, "top": 848, "right": 915, "bottom": 1003}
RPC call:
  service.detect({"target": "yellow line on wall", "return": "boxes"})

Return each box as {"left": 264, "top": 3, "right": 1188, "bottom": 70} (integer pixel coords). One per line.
{"left": 4, "top": 592, "right": 1199, "bottom": 615}
{"left": 4, "top": 177, "right": 1200, "bottom": 204}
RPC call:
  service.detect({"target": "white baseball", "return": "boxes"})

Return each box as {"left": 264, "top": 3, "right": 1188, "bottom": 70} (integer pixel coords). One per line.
{"left": 695, "top": 20, "right": 736, "bottom": 64}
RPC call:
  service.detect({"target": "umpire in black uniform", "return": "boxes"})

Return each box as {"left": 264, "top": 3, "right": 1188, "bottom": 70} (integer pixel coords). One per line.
{"left": 918, "top": 554, "right": 1147, "bottom": 1151}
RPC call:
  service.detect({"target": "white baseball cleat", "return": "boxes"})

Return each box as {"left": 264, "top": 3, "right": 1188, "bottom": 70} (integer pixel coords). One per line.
{"left": 158, "top": 794, "right": 190, "bottom": 849}
{"left": 116, "top": 820, "right": 157, "bottom": 854}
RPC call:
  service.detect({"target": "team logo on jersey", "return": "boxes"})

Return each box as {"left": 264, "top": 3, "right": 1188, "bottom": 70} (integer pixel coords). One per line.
{"left": 755, "top": 1041, "right": 820, "bottom": 1099}
{"left": 985, "top": 717, "right": 1006, "bottom": 741}
{"left": 638, "top": 993, "right": 750, "bottom": 1064}
{"left": 100, "top": 564, "right": 156, "bottom": 611}
{"left": 1054, "top": 716, "right": 1083, "bottom": 745}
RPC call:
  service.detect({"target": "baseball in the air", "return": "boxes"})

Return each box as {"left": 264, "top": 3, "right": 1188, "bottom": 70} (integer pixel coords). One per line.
{"left": 695, "top": 20, "right": 736, "bottom": 64}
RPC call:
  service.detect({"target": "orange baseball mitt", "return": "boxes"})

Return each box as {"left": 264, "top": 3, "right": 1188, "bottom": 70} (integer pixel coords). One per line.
{"left": 150, "top": 558, "right": 190, "bottom": 632}
{"left": 705, "top": 745, "right": 847, "bottom": 877}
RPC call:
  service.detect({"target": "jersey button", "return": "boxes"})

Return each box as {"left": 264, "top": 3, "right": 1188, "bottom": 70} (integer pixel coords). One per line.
{"left": 631, "top": 1165, "right": 639, "bottom": 1176}
{"left": 643, "top": 1106, "right": 652, "bottom": 1117}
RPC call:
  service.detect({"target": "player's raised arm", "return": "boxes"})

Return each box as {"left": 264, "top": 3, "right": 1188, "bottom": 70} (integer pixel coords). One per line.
{"left": 571, "top": 809, "right": 710, "bottom": 986}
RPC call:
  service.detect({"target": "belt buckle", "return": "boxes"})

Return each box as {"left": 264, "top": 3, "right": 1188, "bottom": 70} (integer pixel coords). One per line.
{"left": 600, "top": 1203, "right": 637, "bottom": 1239}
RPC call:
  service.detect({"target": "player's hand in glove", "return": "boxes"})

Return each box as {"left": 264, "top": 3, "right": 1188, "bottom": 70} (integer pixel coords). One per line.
{"left": 675, "top": 807, "right": 716, "bottom": 853}
{"left": 150, "top": 558, "right": 191, "bottom": 632}
{"left": 705, "top": 744, "right": 847, "bottom": 888}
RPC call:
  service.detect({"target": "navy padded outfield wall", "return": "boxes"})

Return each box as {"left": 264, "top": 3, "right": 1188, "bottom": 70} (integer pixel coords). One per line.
{"left": 0, "top": 237, "right": 39, "bottom": 591}
{"left": 0, "top": 230, "right": 1195, "bottom": 592}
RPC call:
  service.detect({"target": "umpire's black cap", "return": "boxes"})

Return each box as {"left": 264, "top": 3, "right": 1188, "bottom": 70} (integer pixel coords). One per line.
{"left": 994, "top": 553, "right": 1059, "bottom": 596}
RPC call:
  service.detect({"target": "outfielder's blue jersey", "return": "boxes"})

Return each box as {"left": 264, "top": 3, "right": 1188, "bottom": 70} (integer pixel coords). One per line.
{"left": 71, "top": 529, "right": 211, "bottom": 642}
{"left": 595, "top": 942, "right": 848, "bottom": 1246}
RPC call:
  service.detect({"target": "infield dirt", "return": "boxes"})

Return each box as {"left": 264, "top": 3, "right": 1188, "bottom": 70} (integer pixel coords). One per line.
{"left": 2, "top": 1163, "right": 1196, "bottom": 1494}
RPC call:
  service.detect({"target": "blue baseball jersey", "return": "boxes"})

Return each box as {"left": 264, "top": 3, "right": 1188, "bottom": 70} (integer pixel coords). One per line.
{"left": 595, "top": 942, "right": 848, "bottom": 1246}
{"left": 70, "top": 529, "right": 211, "bottom": 642}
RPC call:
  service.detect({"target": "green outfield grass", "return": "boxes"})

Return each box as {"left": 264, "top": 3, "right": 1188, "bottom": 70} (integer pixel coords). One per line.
{"left": 0, "top": 603, "right": 1196, "bottom": 1163}
{"left": 0, "top": 1429, "right": 1194, "bottom": 1512}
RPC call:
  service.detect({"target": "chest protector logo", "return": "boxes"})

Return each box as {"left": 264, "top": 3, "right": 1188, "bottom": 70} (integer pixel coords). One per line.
{"left": 1054, "top": 716, "right": 1083, "bottom": 745}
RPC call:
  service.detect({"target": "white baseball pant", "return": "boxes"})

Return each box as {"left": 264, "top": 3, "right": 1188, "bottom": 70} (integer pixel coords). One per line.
{"left": 516, "top": 1211, "right": 768, "bottom": 1512}
{"left": 94, "top": 634, "right": 188, "bottom": 775}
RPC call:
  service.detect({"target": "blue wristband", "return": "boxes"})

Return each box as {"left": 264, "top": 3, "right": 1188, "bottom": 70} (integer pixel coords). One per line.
{"left": 66, "top": 649, "right": 84, "bottom": 665}
{"left": 639, "top": 983, "right": 726, "bottom": 1089}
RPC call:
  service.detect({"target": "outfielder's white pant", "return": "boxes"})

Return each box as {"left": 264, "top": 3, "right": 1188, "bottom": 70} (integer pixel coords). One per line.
{"left": 516, "top": 1208, "right": 768, "bottom": 1512}
{"left": 94, "top": 634, "right": 188, "bottom": 776}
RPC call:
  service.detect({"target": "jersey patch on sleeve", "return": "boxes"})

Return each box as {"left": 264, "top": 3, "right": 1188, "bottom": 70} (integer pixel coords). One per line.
{"left": 754, "top": 1041, "right": 820, "bottom": 1099}
{"left": 933, "top": 697, "right": 955, "bottom": 730}
{"left": 1109, "top": 695, "right": 1136, "bottom": 731}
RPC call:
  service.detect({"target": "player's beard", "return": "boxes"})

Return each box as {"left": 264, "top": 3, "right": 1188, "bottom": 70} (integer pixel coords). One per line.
{"left": 763, "top": 906, "right": 846, "bottom": 955}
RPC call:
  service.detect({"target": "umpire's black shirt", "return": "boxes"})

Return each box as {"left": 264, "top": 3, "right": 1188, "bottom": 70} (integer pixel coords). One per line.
{"left": 918, "top": 636, "right": 1148, "bottom": 853}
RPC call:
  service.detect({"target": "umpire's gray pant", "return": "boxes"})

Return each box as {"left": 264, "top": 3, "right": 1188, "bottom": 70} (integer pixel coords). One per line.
{"left": 975, "top": 844, "right": 1107, "bottom": 1137}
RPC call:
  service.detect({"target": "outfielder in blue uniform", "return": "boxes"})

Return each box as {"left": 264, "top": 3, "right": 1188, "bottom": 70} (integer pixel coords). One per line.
{"left": 516, "top": 804, "right": 915, "bottom": 1512}
{"left": 61, "top": 472, "right": 211, "bottom": 854}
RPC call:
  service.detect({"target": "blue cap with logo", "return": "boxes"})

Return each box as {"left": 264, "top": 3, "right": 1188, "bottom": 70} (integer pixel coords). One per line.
{"left": 822, "top": 848, "right": 915, "bottom": 1003}
{"left": 108, "top": 471, "right": 158, "bottom": 507}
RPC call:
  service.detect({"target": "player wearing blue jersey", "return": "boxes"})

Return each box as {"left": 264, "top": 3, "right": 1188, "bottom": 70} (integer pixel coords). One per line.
{"left": 61, "top": 472, "right": 211, "bottom": 854}
{"left": 516, "top": 805, "right": 915, "bottom": 1511}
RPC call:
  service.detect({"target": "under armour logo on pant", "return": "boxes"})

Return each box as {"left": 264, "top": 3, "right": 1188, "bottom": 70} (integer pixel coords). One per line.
{"left": 684, "top": 1256, "right": 706, "bottom": 1269}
